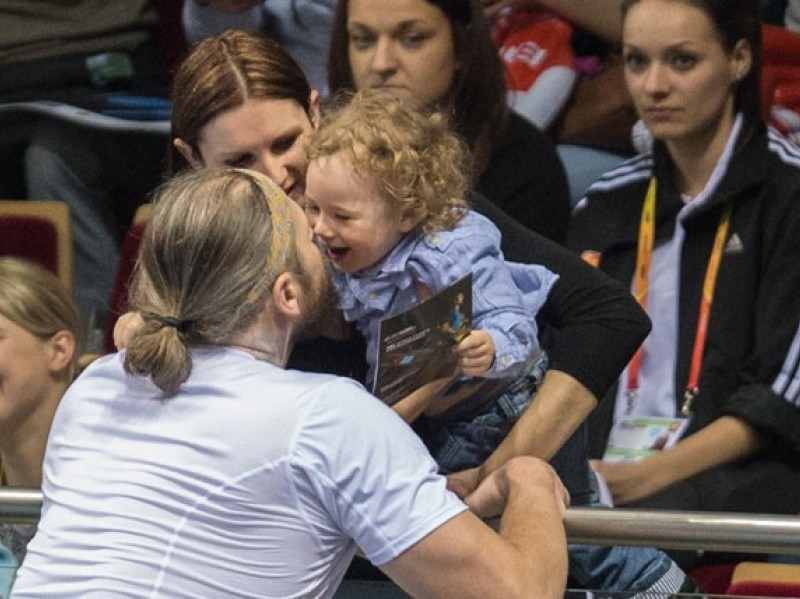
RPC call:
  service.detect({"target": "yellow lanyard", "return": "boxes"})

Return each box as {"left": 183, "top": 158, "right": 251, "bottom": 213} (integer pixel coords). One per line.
{"left": 627, "top": 177, "right": 732, "bottom": 416}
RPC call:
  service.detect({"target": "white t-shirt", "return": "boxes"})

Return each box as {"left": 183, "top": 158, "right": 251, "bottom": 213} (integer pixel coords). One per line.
{"left": 12, "top": 347, "right": 465, "bottom": 598}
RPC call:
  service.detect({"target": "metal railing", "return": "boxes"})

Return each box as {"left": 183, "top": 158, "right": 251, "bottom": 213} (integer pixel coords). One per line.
{"left": 2, "top": 488, "right": 799, "bottom": 555}
{"left": 0, "top": 489, "right": 40, "bottom": 524}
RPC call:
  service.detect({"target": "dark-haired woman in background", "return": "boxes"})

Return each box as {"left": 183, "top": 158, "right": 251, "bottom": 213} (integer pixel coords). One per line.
{"left": 328, "top": 0, "right": 572, "bottom": 243}
{"left": 569, "top": 0, "right": 800, "bottom": 569}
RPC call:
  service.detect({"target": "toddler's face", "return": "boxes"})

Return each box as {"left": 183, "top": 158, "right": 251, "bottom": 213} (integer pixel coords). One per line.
{"left": 305, "top": 154, "right": 414, "bottom": 274}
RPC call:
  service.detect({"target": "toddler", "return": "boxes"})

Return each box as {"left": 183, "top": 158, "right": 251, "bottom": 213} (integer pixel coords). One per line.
{"left": 304, "top": 90, "right": 557, "bottom": 473}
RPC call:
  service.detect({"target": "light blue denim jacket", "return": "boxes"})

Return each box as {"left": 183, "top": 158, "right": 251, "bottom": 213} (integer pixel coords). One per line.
{"left": 332, "top": 211, "right": 559, "bottom": 388}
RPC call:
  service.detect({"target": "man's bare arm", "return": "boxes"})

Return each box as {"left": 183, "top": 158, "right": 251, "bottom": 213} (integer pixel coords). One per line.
{"left": 381, "top": 457, "right": 569, "bottom": 599}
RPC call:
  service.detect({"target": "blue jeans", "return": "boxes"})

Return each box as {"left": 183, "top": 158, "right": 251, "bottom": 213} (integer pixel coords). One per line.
{"left": 769, "top": 553, "right": 800, "bottom": 565}
{"left": 569, "top": 537, "right": 687, "bottom": 595}
{"left": 567, "top": 474, "right": 689, "bottom": 595}
{"left": 336, "top": 545, "right": 687, "bottom": 598}
{"left": 426, "top": 354, "right": 547, "bottom": 475}
{"left": 0, "top": 543, "right": 16, "bottom": 599}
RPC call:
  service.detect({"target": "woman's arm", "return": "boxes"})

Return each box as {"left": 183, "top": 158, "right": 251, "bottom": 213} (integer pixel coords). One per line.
{"left": 470, "top": 192, "right": 651, "bottom": 401}
{"left": 448, "top": 371, "right": 598, "bottom": 494}
{"left": 479, "top": 370, "right": 597, "bottom": 479}
{"left": 465, "top": 192, "right": 650, "bottom": 482}
{"left": 592, "top": 415, "right": 763, "bottom": 505}
{"left": 482, "top": 0, "right": 623, "bottom": 44}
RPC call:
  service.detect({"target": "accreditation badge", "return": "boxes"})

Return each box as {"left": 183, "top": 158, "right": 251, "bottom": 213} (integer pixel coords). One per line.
{"left": 602, "top": 416, "right": 689, "bottom": 462}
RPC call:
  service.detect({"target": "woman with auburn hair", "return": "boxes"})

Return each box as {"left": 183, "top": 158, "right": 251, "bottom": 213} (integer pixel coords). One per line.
{"left": 159, "top": 29, "right": 612, "bottom": 508}
{"left": 171, "top": 29, "right": 318, "bottom": 204}
{"left": 169, "top": 29, "right": 364, "bottom": 378}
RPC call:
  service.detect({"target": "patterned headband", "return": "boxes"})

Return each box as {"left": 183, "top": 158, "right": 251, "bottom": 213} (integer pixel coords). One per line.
{"left": 235, "top": 170, "right": 295, "bottom": 304}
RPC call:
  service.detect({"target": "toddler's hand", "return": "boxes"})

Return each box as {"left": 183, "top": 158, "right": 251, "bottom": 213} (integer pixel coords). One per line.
{"left": 454, "top": 330, "right": 495, "bottom": 377}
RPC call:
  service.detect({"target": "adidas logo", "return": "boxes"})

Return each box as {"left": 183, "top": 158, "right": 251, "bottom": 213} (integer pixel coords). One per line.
{"left": 725, "top": 233, "right": 744, "bottom": 253}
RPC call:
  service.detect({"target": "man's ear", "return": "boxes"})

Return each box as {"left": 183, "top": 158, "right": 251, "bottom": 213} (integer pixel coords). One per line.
{"left": 174, "top": 138, "right": 203, "bottom": 168}
{"left": 309, "top": 90, "right": 321, "bottom": 129}
{"left": 270, "top": 272, "right": 303, "bottom": 320}
{"left": 47, "top": 330, "right": 76, "bottom": 374}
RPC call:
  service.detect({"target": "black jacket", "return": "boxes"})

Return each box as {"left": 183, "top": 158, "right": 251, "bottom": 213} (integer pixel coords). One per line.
{"left": 569, "top": 121, "right": 800, "bottom": 515}
{"left": 477, "top": 110, "right": 571, "bottom": 244}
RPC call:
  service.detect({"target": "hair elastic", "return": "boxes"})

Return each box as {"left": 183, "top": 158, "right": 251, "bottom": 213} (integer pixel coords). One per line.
{"left": 150, "top": 314, "right": 191, "bottom": 334}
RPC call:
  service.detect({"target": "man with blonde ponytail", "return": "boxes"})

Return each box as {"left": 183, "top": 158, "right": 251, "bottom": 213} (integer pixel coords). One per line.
{"left": 13, "top": 168, "right": 570, "bottom": 599}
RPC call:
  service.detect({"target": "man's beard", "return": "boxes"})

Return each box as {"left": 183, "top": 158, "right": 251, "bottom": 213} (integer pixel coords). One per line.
{"left": 295, "top": 262, "right": 338, "bottom": 342}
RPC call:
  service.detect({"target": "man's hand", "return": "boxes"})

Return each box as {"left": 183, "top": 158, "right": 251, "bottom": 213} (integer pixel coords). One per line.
{"left": 114, "top": 312, "right": 145, "bottom": 350}
{"left": 446, "top": 467, "right": 481, "bottom": 499}
{"left": 382, "top": 456, "right": 570, "bottom": 598}
{"left": 454, "top": 330, "right": 495, "bottom": 377}
{"left": 464, "top": 457, "right": 569, "bottom": 519}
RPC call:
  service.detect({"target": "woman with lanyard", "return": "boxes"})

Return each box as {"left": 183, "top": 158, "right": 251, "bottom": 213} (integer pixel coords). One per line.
{"left": 568, "top": 0, "right": 800, "bottom": 568}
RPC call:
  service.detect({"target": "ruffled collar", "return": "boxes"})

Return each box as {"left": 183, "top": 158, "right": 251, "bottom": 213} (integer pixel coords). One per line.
{"left": 333, "top": 232, "right": 422, "bottom": 321}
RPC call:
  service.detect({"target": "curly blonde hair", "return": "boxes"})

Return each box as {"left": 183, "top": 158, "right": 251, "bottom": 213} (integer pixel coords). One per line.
{"left": 306, "top": 90, "right": 471, "bottom": 233}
